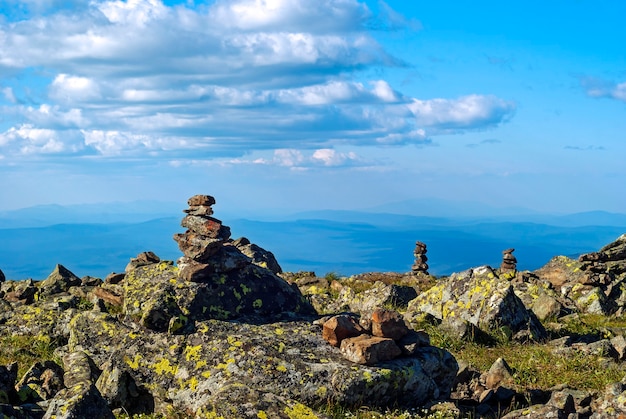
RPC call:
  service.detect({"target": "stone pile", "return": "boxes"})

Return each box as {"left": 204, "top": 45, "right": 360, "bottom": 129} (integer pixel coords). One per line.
{"left": 500, "top": 248, "right": 517, "bottom": 272}
{"left": 322, "top": 308, "right": 431, "bottom": 365}
{"left": 578, "top": 233, "right": 626, "bottom": 286}
{"left": 173, "top": 195, "right": 233, "bottom": 281}
{"left": 411, "top": 241, "right": 429, "bottom": 275}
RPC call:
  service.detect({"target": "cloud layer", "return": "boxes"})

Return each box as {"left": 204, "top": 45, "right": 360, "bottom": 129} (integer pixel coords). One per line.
{"left": 0, "top": 0, "right": 516, "bottom": 165}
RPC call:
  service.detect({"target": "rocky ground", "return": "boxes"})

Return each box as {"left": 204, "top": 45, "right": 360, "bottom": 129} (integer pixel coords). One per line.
{"left": 1, "top": 195, "right": 626, "bottom": 418}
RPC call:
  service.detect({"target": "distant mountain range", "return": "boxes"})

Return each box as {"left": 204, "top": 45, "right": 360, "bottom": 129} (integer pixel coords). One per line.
{"left": 0, "top": 200, "right": 624, "bottom": 280}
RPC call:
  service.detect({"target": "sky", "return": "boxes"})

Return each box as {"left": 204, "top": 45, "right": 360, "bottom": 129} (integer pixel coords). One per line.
{"left": 0, "top": 0, "right": 625, "bottom": 215}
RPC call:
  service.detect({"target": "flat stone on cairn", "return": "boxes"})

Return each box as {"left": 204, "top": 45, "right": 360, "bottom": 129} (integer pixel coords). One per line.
{"left": 501, "top": 248, "right": 517, "bottom": 273}
{"left": 411, "top": 241, "right": 429, "bottom": 275}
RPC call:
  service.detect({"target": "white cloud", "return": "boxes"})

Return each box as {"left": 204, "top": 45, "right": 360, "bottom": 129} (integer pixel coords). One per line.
{"left": 50, "top": 74, "right": 102, "bottom": 102}
{"left": 408, "top": 95, "right": 515, "bottom": 129}
{"left": 311, "top": 148, "right": 360, "bottom": 166}
{"left": 98, "top": 0, "right": 168, "bottom": 26}
{"left": 0, "top": 124, "right": 83, "bottom": 154}
{"left": 0, "top": 0, "right": 515, "bottom": 162}
{"left": 82, "top": 130, "right": 147, "bottom": 155}
{"left": 208, "top": 0, "right": 371, "bottom": 32}
{"left": 230, "top": 148, "right": 367, "bottom": 169}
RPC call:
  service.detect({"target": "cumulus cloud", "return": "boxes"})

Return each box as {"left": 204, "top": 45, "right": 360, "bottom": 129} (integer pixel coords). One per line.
{"left": 0, "top": 124, "right": 84, "bottom": 155}
{"left": 0, "top": 0, "right": 515, "bottom": 163}
{"left": 408, "top": 95, "right": 515, "bottom": 130}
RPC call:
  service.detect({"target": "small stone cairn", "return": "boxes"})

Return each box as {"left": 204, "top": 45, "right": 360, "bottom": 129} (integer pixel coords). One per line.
{"left": 411, "top": 241, "right": 429, "bottom": 275}
{"left": 500, "top": 248, "right": 517, "bottom": 273}
{"left": 321, "top": 308, "right": 430, "bottom": 365}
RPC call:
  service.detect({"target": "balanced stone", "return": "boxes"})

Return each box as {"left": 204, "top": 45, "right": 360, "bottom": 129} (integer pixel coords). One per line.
{"left": 411, "top": 241, "right": 429, "bottom": 275}
{"left": 500, "top": 248, "right": 517, "bottom": 272}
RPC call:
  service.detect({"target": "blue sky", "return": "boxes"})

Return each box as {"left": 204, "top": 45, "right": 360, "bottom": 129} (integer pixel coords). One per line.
{"left": 0, "top": 0, "right": 624, "bottom": 215}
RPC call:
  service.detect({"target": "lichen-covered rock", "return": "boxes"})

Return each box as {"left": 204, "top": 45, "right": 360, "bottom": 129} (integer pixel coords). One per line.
{"left": 199, "top": 383, "right": 328, "bottom": 418}
{"left": 534, "top": 255, "right": 589, "bottom": 289}
{"left": 232, "top": 237, "right": 283, "bottom": 274}
{"left": 590, "top": 378, "right": 626, "bottom": 418}
{"left": 67, "top": 311, "right": 457, "bottom": 415}
{"left": 43, "top": 350, "right": 113, "bottom": 419}
{"left": 95, "top": 359, "right": 152, "bottom": 415}
{"left": 39, "top": 264, "right": 82, "bottom": 297}
{"left": 576, "top": 286, "right": 613, "bottom": 315}
{"left": 530, "top": 293, "right": 563, "bottom": 321}
{"left": 306, "top": 279, "right": 420, "bottom": 316}
{"left": 123, "top": 260, "right": 314, "bottom": 328}
{"left": 405, "top": 266, "right": 546, "bottom": 341}
{"left": 15, "top": 360, "right": 64, "bottom": 403}
{"left": 4, "top": 279, "right": 38, "bottom": 304}
{"left": 125, "top": 251, "right": 160, "bottom": 273}
{"left": 580, "top": 233, "right": 626, "bottom": 280}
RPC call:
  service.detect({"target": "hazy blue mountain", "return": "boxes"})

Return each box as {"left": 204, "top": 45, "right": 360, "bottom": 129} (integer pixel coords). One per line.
{"left": 0, "top": 218, "right": 181, "bottom": 280}
{"left": 361, "top": 198, "right": 541, "bottom": 218}
{"left": 0, "top": 201, "right": 183, "bottom": 228}
{"left": 0, "top": 203, "right": 624, "bottom": 281}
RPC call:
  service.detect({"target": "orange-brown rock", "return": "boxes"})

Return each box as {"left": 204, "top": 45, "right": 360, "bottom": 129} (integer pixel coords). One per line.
{"left": 322, "top": 315, "right": 364, "bottom": 347}
{"left": 339, "top": 335, "right": 402, "bottom": 365}
{"left": 371, "top": 308, "right": 410, "bottom": 340}
{"left": 93, "top": 287, "right": 123, "bottom": 307}
{"left": 187, "top": 194, "right": 216, "bottom": 207}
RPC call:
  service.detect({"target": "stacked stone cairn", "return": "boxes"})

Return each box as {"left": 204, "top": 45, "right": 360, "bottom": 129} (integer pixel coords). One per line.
{"left": 411, "top": 241, "right": 429, "bottom": 275}
{"left": 173, "top": 195, "right": 234, "bottom": 281}
{"left": 500, "top": 248, "right": 517, "bottom": 273}
{"left": 321, "top": 308, "right": 430, "bottom": 365}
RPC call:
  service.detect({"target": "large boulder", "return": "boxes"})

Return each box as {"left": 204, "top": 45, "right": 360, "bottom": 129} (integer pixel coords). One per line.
{"left": 406, "top": 266, "right": 546, "bottom": 341}
{"left": 68, "top": 310, "right": 458, "bottom": 416}
{"left": 123, "top": 259, "right": 315, "bottom": 329}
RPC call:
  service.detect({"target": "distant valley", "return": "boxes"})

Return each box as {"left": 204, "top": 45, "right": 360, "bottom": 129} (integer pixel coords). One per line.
{"left": 0, "top": 201, "right": 624, "bottom": 280}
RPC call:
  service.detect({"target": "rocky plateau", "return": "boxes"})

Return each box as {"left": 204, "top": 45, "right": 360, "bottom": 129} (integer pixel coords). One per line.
{"left": 1, "top": 195, "right": 626, "bottom": 419}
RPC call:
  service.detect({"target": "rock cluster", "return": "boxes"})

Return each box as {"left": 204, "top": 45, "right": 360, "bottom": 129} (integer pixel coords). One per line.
{"left": 500, "top": 248, "right": 517, "bottom": 272}
{"left": 578, "top": 233, "right": 626, "bottom": 285}
{"left": 405, "top": 265, "right": 546, "bottom": 342}
{"left": 531, "top": 234, "right": 626, "bottom": 317}
{"left": 411, "top": 241, "right": 429, "bottom": 274}
{"left": 321, "top": 308, "right": 434, "bottom": 366}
